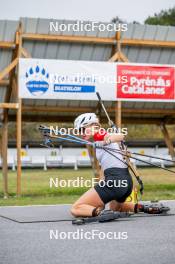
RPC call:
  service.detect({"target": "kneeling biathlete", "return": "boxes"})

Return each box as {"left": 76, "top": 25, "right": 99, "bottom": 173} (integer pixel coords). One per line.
{"left": 71, "top": 113, "right": 166, "bottom": 218}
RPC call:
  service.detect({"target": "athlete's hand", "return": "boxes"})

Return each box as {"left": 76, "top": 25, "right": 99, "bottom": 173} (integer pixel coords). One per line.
{"left": 103, "top": 134, "right": 112, "bottom": 145}
{"left": 104, "top": 133, "right": 124, "bottom": 144}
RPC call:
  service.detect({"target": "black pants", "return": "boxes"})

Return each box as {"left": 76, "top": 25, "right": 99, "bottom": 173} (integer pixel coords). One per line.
{"left": 94, "top": 167, "right": 133, "bottom": 204}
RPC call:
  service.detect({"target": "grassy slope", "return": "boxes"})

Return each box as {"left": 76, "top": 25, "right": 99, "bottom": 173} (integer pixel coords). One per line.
{"left": 0, "top": 167, "right": 175, "bottom": 206}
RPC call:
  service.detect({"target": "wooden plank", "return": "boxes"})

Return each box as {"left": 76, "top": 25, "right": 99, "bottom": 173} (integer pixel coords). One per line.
{"left": 2, "top": 110, "right": 8, "bottom": 198}
{"left": 5, "top": 22, "right": 22, "bottom": 107}
{"left": 0, "top": 80, "right": 10, "bottom": 86}
{"left": 21, "top": 47, "right": 31, "bottom": 58}
{"left": 160, "top": 124, "right": 175, "bottom": 158}
{"left": 121, "top": 108, "right": 175, "bottom": 114}
{"left": 11, "top": 77, "right": 18, "bottom": 99}
{"left": 119, "top": 51, "right": 129, "bottom": 62}
{"left": 0, "top": 103, "right": 19, "bottom": 109}
{"left": 23, "top": 105, "right": 96, "bottom": 113}
{"left": 0, "top": 58, "right": 18, "bottom": 82}
{"left": 22, "top": 105, "right": 175, "bottom": 115}
{"left": 115, "top": 101, "right": 122, "bottom": 128}
{"left": 16, "top": 99, "right": 22, "bottom": 196}
{"left": 108, "top": 31, "right": 123, "bottom": 62}
{"left": 22, "top": 33, "right": 116, "bottom": 45}
{"left": 22, "top": 33, "right": 175, "bottom": 48}
{"left": 122, "top": 38, "right": 175, "bottom": 48}
{"left": 8, "top": 114, "right": 175, "bottom": 124}
{"left": 0, "top": 41, "right": 15, "bottom": 49}
{"left": 16, "top": 23, "right": 23, "bottom": 197}
{"left": 108, "top": 51, "right": 119, "bottom": 62}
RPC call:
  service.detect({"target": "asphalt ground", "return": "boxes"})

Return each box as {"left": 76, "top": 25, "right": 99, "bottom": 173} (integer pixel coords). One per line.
{"left": 0, "top": 201, "right": 175, "bottom": 264}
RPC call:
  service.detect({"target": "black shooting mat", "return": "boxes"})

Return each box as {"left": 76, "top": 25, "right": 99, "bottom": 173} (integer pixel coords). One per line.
{"left": 0, "top": 204, "right": 74, "bottom": 223}
{"left": 0, "top": 201, "right": 175, "bottom": 223}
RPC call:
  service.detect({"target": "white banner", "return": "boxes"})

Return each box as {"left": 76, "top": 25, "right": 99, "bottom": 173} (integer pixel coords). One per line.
{"left": 19, "top": 59, "right": 175, "bottom": 102}
{"left": 19, "top": 58, "right": 117, "bottom": 100}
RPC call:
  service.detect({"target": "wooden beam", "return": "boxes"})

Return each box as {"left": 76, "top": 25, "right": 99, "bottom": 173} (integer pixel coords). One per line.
{"left": 16, "top": 22, "right": 23, "bottom": 197}
{"left": 16, "top": 99, "right": 22, "bottom": 196}
{"left": 116, "top": 31, "right": 121, "bottom": 51}
{"left": 122, "top": 38, "right": 175, "bottom": 48}
{"left": 160, "top": 123, "right": 175, "bottom": 158}
{"left": 123, "top": 116, "right": 175, "bottom": 124}
{"left": 2, "top": 110, "right": 8, "bottom": 198}
{"left": 22, "top": 33, "right": 175, "bottom": 49}
{"left": 123, "top": 117, "right": 175, "bottom": 125}
{"left": 108, "top": 52, "right": 119, "bottom": 62}
{"left": 0, "top": 80, "right": 10, "bottom": 86}
{"left": 115, "top": 101, "right": 122, "bottom": 128}
{"left": 3, "top": 26, "right": 20, "bottom": 110}
{"left": 0, "top": 41, "right": 15, "bottom": 49}
{"left": 118, "top": 51, "right": 129, "bottom": 62}
{"left": 11, "top": 77, "right": 18, "bottom": 99}
{"left": 22, "top": 105, "right": 95, "bottom": 113}
{"left": 22, "top": 33, "right": 116, "bottom": 45}
{"left": 21, "top": 47, "right": 31, "bottom": 58}
{"left": 0, "top": 103, "right": 19, "bottom": 109}
{"left": 2, "top": 24, "right": 22, "bottom": 125}
{"left": 8, "top": 114, "right": 175, "bottom": 124}
{"left": 22, "top": 105, "right": 175, "bottom": 115}
{"left": 109, "top": 31, "right": 122, "bottom": 62}
{"left": 121, "top": 108, "right": 175, "bottom": 115}
{"left": 0, "top": 58, "right": 18, "bottom": 82}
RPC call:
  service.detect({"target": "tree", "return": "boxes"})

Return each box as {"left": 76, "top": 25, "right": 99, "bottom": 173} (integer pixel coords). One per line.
{"left": 145, "top": 7, "right": 175, "bottom": 26}
{"left": 111, "top": 16, "right": 125, "bottom": 24}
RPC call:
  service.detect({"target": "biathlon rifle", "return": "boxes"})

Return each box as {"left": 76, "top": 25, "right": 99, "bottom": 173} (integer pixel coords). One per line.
{"left": 38, "top": 126, "right": 175, "bottom": 175}
{"left": 96, "top": 92, "right": 144, "bottom": 195}
{"left": 72, "top": 210, "right": 131, "bottom": 225}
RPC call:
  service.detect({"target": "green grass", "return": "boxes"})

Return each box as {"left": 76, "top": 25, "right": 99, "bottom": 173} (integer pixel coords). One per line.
{"left": 0, "top": 167, "right": 175, "bottom": 206}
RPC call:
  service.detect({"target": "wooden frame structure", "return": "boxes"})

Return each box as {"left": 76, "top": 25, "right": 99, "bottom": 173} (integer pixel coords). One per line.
{"left": 0, "top": 25, "right": 175, "bottom": 198}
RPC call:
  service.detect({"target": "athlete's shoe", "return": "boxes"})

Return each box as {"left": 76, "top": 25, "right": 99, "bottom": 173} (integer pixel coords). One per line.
{"left": 138, "top": 202, "right": 170, "bottom": 214}
{"left": 92, "top": 206, "right": 105, "bottom": 217}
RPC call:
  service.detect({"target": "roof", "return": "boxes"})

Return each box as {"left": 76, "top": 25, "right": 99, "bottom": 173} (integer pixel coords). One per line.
{"left": 0, "top": 17, "right": 175, "bottom": 123}
{"left": 122, "top": 23, "right": 175, "bottom": 64}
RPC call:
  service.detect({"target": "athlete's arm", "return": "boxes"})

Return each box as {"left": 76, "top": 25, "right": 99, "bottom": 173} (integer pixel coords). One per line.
{"left": 99, "top": 168, "right": 104, "bottom": 180}
{"left": 104, "top": 133, "right": 124, "bottom": 144}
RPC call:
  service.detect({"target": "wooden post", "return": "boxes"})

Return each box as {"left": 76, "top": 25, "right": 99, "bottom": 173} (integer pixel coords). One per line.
{"left": 2, "top": 110, "right": 8, "bottom": 198}
{"left": 108, "top": 31, "right": 120, "bottom": 62}
{"left": 160, "top": 123, "right": 175, "bottom": 159}
{"left": 16, "top": 23, "right": 23, "bottom": 196}
{"left": 16, "top": 98, "right": 22, "bottom": 196}
{"left": 116, "top": 31, "right": 121, "bottom": 56}
{"left": 115, "top": 101, "right": 122, "bottom": 129}
{"left": 0, "top": 58, "right": 18, "bottom": 82}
